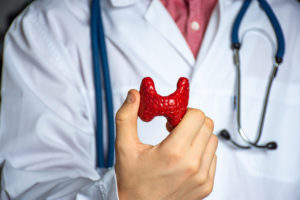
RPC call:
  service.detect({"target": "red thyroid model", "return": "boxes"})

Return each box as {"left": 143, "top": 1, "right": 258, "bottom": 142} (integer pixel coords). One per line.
{"left": 138, "top": 77, "right": 189, "bottom": 128}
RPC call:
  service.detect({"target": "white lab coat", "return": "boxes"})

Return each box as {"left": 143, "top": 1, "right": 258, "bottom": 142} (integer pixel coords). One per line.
{"left": 0, "top": 0, "right": 300, "bottom": 199}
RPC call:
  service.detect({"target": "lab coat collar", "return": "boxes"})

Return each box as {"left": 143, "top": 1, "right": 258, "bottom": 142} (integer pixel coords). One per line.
{"left": 108, "top": 0, "right": 240, "bottom": 66}
{"left": 144, "top": 0, "right": 195, "bottom": 66}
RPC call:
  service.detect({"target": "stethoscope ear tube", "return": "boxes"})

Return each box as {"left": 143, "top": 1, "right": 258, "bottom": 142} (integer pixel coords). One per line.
{"left": 257, "top": 0, "right": 285, "bottom": 63}
{"left": 232, "top": 0, "right": 285, "bottom": 63}
{"left": 231, "top": 0, "right": 251, "bottom": 49}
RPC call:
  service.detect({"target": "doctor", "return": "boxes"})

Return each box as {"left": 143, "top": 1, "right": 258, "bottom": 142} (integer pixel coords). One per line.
{"left": 1, "top": 0, "right": 300, "bottom": 199}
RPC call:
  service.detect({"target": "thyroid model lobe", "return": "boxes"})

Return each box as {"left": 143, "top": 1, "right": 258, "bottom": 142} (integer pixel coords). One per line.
{"left": 138, "top": 77, "right": 189, "bottom": 128}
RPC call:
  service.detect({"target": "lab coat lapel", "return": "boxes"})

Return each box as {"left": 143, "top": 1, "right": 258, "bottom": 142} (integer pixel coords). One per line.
{"left": 144, "top": 0, "right": 195, "bottom": 66}
{"left": 189, "top": 1, "right": 222, "bottom": 86}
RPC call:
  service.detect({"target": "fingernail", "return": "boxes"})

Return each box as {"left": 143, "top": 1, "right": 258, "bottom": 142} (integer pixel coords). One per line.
{"left": 126, "top": 91, "right": 135, "bottom": 103}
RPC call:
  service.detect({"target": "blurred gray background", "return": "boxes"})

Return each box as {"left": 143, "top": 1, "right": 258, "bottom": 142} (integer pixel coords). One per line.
{"left": 0, "top": 0, "right": 30, "bottom": 32}
{"left": 0, "top": 0, "right": 33, "bottom": 44}
{"left": 1, "top": 0, "right": 33, "bottom": 56}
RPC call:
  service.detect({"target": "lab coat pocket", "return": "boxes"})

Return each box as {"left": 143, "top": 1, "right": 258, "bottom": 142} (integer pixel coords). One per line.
{"left": 236, "top": 77, "right": 300, "bottom": 182}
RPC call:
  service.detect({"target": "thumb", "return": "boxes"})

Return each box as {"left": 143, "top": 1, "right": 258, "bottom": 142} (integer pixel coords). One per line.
{"left": 115, "top": 89, "right": 141, "bottom": 147}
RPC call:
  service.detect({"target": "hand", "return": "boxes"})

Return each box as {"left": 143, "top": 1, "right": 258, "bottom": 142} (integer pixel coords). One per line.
{"left": 115, "top": 89, "right": 218, "bottom": 200}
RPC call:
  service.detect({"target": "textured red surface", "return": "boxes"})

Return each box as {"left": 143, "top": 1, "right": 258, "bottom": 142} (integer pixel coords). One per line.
{"left": 138, "top": 77, "right": 189, "bottom": 128}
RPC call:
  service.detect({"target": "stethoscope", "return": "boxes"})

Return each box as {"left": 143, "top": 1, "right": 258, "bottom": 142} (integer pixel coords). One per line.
{"left": 218, "top": 0, "right": 285, "bottom": 150}
{"left": 90, "top": 0, "right": 285, "bottom": 168}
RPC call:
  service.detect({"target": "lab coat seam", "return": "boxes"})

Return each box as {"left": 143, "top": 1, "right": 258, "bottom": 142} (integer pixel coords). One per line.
{"left": 25, "top": 7, "right": 88, "bottom": 100}
{"left": 20, "top": 5, "right": 97, "bottom": 171}
{"left": 7, "top": 66, "right": 95, "bottom": 173}
{"left": 12, "top": 12, "right": 95, "bottom": 137}
{"left": 28, "top": 16, "right": 66, "bottom": 76}
{"left": 8, "top": 62, "right": 94, "bottom": 138}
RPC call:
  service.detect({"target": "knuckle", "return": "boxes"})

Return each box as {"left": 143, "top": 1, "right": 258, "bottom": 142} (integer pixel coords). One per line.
{"left": 187, "top": 108, "right": 205, "bottom": 121}
{"left": 115, "top": 140, "right": 126, "bottom": 154}
{"left": 165, "top": 147, "right": 183, "bottom": 163}
{"left": 204, "top": 117, "right": 214, "bottom": 130}
{"left": 194, "top": 182, "right": 214, "bottom": 200}
{"left": 115, "top": 110, "right": 129, "bottom": 125}
{"left": 210, "top": 135, "right": 219, "bottom": 148}
{"left": 195, "top": 109, "right": 206, "bottom": 122}
{"left": 185, "top": 161, "right": 199, "bottom": 175}
{"left": 195, "top": 172, "right": 209, "bottom": 185}
{"left": 202, "top": 183, "right": 214, "bottom": 197}
{"left": 115, "top": 140, "right": 123, "bottom": 150}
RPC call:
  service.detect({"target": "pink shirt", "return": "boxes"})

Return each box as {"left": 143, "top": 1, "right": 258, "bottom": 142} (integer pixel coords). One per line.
{"left": 160, "top": 0, "right": 218, "bottom": 58}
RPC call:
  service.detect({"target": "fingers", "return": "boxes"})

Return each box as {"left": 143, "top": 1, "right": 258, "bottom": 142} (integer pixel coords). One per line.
{"left": 209, "top": 155, "right": 217, "bottom": 182}
{"left": 187, "top": 155, "right": 217, "bottom": 200}
{"left": 115, "top": 89, "right": 141, "bottom": 149}
{"left": 166, "top": 108, "right": 206, "bottom": 146}
{"left": 199, "top": 154, "right": 217, "bottom": 199}
{"left": 191, "top": 117, "right": 215, "bottom": 157}
{"left": 187, "top": 134, "right": 217, "bottom": 195}
{"left": 197, "top": 135, "right": 218, "bottom": 175}
{"left": 181, "top": 133, "right": 217, "bottom": 197}
{"left": 189, "top": 134, "right": 217, "bottom": 187}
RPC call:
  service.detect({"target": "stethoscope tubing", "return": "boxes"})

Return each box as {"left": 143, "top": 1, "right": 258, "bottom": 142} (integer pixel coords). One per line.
{"left": 232, "top": 0, "right": 285, "bottom": 63}
{"left": 91, "top": 0, "right": 115, "bottom": 168}
{"left": 225, "top": 0, "right": 285, "bottom": 150}
{"left": 257, "top": 0, "right": 285, "bottom": 63}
